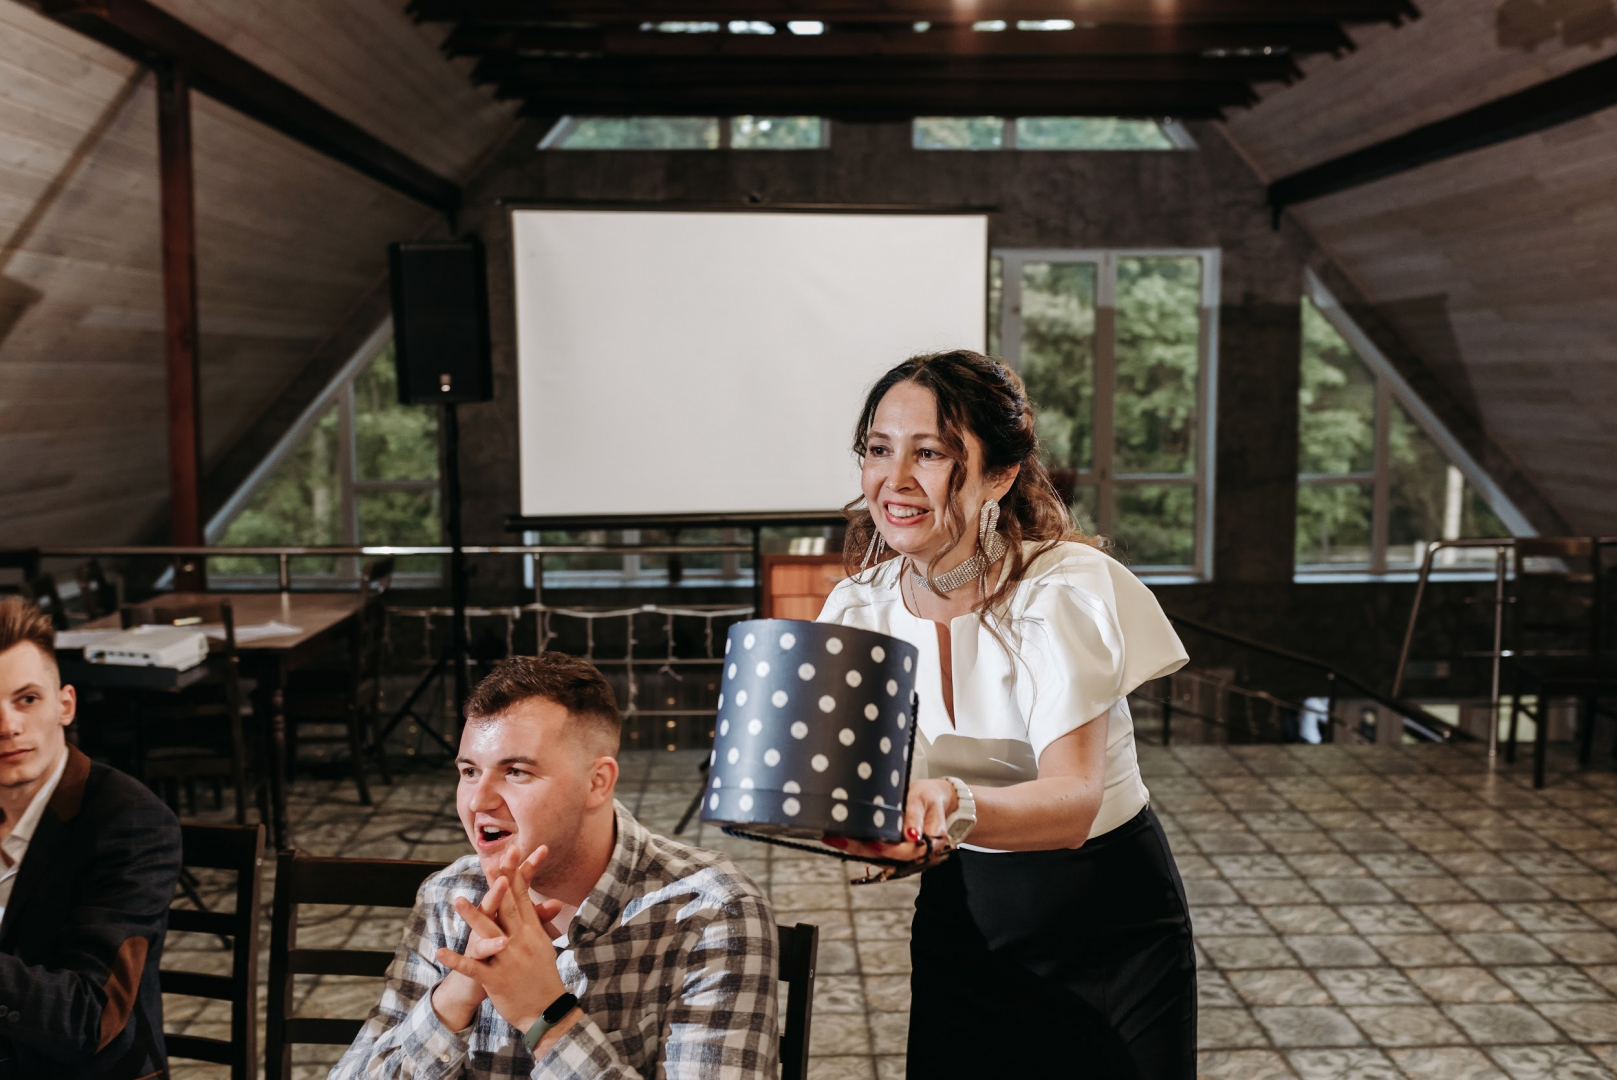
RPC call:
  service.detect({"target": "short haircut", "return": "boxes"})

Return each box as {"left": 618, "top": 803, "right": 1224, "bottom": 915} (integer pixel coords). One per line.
{"left": 465, "top": 653, "right": 621, "bottom": 753}
{"left": 0, "top": 597, "right": 56, "bottom": 672}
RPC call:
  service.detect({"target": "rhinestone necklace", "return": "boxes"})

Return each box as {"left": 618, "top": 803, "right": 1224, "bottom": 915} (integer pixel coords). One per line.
{"left": 908, "top": 529, "right": 1007, "bottom": 594}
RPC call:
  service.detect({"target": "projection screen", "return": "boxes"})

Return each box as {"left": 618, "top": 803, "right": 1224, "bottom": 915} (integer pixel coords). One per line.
{"left": 512, "top": 209, "right": 988, "bottom": 518}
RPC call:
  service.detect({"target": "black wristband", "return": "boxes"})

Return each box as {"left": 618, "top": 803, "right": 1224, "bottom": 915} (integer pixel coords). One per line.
{"left": 543, "top": 991, "right": 579, "bottom": 1025}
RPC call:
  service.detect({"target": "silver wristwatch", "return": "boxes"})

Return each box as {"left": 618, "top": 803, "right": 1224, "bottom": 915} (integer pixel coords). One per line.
{"left": 940, "top": 776, "right": 977, "bottom": 846}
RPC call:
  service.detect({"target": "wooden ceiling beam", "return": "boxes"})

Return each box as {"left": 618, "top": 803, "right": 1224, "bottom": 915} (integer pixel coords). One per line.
{"left": 472, "top": 53, "right": 1299, "bottom": 86}
{"left": 498, "top": 78, "right": 1254, "bottom": 116}
{"left": 1270, "top": 51, "right": 1617, "bottom": 211}
{"left": 412, "top": 0, "right": 1413, "bottom": 26}
{"left": 24, "top": 0, "right": 460, "bottom": 214}
{"left": 442, "top": 22, "right": 1350, "bottom": 59}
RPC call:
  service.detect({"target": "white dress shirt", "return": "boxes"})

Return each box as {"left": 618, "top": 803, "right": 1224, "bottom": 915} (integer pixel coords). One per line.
{"left": 0, "top": 749, "right": 69, "bottom": 928}
{"left": 818, "top": 540, "right": 1188, "bottom": 847}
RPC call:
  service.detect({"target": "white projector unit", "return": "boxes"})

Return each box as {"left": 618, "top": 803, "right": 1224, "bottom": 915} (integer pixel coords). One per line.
{"left": 85, "top": 626, "right": 210, "bottom": 671}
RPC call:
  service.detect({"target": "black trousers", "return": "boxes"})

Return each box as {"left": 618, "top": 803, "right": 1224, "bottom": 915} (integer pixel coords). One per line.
{"left": 906, "top": 806, "right": 1196, "bottom": 1080}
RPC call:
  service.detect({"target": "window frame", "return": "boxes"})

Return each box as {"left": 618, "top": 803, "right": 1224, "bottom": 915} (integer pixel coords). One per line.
{"left": 206, "top": 322, "right": 443, "bottom": 585}
{"left": 1296, "top": 269, "right": 1535, "bottom": 581}
{"left": 993, "top": 247, "right": 1221, "bottom": 581}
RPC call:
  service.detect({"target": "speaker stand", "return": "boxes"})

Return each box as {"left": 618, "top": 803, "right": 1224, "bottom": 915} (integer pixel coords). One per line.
{"left": 378, "top": 400, "right": 469, "bottom": 758}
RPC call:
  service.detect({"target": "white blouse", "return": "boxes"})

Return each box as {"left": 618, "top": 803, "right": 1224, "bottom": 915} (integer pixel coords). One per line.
{"left": 817, "top": 540, "right": 1188, "bottom": 846}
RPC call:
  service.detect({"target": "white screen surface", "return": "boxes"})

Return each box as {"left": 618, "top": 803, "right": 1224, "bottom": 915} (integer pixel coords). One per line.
{"left": 512, "top": 210, "right": 988, "bottom": 518}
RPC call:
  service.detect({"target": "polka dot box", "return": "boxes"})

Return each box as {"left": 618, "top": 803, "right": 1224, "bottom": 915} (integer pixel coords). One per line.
{"left": 701, "top": 618, "right": 920, "bottom": 843}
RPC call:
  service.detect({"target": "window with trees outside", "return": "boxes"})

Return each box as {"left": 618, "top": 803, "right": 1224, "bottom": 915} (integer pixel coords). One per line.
{"left": 990, "top": 249, "right": 1217, "bottom": 578}
{"left": 210, "top": 331, "right": 442, "bottom": 582}
{"left": 914, "top": 117, "right": 1196, "bottom": 151}
{"left": 541, "top": 116, "right": 827, "bottom": 150}
{"left": 1296, "top": 270, "right": 1526, "bottom": 578}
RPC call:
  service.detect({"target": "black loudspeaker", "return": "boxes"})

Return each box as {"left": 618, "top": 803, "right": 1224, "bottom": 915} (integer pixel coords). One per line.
{"left": 388, "top": 239, "right": 492, "bottom": 404}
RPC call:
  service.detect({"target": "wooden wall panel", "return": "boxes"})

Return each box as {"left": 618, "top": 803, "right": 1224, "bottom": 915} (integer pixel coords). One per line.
{"left": 0, "top": 1, "right": 516, "bottom": 548}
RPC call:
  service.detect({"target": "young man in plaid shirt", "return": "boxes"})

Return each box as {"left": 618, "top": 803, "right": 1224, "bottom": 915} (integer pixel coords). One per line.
{"left": 331, "top": 654, "right": 778, "bottom": 1080}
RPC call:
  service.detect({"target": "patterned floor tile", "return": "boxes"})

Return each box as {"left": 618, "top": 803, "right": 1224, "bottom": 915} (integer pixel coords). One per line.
{"left": 1310, "top": 878, "right": 1398, "bottom": 904}
{"left": 1486, "top": 1044, "right": 1616, "bottom": 1080}
{"left": 1387, "top": 1046, "right": 1509, "bottom": 1079}
{"left": 1198, "top": 1049, "right": 1300, "bottom": 1080}
{"left": 1252, "top": 1006, "right": 1366, "bottom": 1048}
{"left": 1444, "top": 1004, "right": 1564, "bottom": 1044}
{"left": 1315, "top": 968, "right": 1428, "bottom": 1006}
{"left": 1199, "top": 1008, "right": 1272, "bottom": 1050}
{"left": 1457, "top": 934, "right": 1562, "bottom": 966}
{"left": 1284, "top": 1047, "right": 1402, "bottom": 1080}
{"left": 1406, "top": 966, "right": 1521, "bottom": 1003}
{"left": 1287, "top": 936, "right": 1386, "bottom": 968}
{"left": 1537, "top": 1003, "right": 1617, "bottom": 1043}
{"left": 1228, "top": 969, "right": 1334, "bottom": 1006}
{"left": 1365, "top": 934, "right": 1475, "bottom": 967}
{"left": 1263, "top": 905, "right": 1355, "bottom": 935}
{"left": 1495, "top": 967, "right": 1614, "bottom": 1003}
{"left": 1343, "top": 1005, "right": 1468, "bottom": 1046}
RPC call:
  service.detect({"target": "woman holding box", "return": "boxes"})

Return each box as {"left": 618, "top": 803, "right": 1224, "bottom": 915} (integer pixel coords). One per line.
{"left": 817, "top": 350, "right": 1194, "bottom": 1079}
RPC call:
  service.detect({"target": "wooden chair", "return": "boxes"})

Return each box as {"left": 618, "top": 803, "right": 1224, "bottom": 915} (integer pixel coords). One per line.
{"left": 267, "top": 851, "right": 819, "bottom": 1079}
{"left": 777, "top": 921, "right": 819, "bottom": 1080}
{"left": 162, "top": 823, "right": 264, "bottom": 1080}
{"left": 23, "top": 573, "right": 70, "bottom": 630}
{"left": 121, "top": 600, "right": 257, "bottom": 824}
{"left": 284, "top": 557, "right": 395, "bottom": 803}
{"left": 75, "top": 558, "right": 118, "bottom": 620}
{"left": 266, "top": 850, "right": 444, "bottom": 1080}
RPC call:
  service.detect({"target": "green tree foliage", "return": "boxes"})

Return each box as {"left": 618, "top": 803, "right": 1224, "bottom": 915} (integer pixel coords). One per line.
{"left": 356, "top": 345, "right": 438, "bottom": 482}
{"left": 1018, "top": 261, "right": 1096, "bottom": 472}
{"left": 1113, "top": 256, "right": 1199, "bottom": 475}
{"left": 560, "top": 117, "right": 719, "bottom": 149}
{"left": 912, "top": 117, "right": 1003, "bottom": 149}
{"left": 1296, "top": 298, "right": 1376, "bottom": 565}
{"left": 732, "top": 116, "right": 822, "bottom": 148}
{"left": 1015, "top": 117, "right": 1174, "bottom": 150}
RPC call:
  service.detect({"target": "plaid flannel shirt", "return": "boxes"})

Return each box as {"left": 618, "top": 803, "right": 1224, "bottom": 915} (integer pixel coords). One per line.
{"left": 329, "top": 801, "right": 778, "bottom": 1080}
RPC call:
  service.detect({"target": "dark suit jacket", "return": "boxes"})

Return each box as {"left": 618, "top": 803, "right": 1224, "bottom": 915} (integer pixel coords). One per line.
{"left": 0, "top": 746, "right": 181, "bottom": 1080}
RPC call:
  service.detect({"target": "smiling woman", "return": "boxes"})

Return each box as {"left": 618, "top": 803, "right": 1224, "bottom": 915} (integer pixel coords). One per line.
{"left": 819, "top": 351, "right": 1196, "bottom": 1079}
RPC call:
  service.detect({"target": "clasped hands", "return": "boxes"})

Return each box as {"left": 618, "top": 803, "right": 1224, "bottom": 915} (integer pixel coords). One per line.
{"left": 430, "top": 843, "right": 578, "bottom": 1044}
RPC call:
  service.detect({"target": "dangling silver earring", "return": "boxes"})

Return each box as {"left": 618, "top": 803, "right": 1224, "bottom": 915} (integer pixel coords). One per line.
{"left": 861, "top": 530, "right": 887, "bottom": 571}
{"left": 978, "top": 498, "right": 1006, "bottom": 564}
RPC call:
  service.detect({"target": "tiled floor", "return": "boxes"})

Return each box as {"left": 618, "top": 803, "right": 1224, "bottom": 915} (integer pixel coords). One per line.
{"left": 165, "top": 739, "right": 1617, "bottom": 1079}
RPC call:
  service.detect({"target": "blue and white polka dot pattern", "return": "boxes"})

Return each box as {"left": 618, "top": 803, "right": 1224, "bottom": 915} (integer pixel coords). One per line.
{"left": 701, "top": 618, "right": 919, "bottom": 842}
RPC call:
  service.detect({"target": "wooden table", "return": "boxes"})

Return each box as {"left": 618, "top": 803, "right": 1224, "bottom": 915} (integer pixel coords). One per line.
{"left": 81, "top": 592, "right": 361, "bottom": 848}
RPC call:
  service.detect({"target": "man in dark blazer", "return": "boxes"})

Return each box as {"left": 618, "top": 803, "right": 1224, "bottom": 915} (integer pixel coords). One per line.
{"left": 0, "top": 597, "right": 182, "bottom": 1079}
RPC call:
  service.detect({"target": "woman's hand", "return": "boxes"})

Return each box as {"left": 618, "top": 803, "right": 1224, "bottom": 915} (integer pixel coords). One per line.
{"left": 826, "top": 778, "right": 957, "bottom": 862}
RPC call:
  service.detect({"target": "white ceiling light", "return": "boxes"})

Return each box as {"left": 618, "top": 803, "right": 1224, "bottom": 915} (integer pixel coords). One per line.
{"left": 728, "top": 20, "right": 776, "bottom": 34}
{"left": 787, "top": 20, "right": 825, "bottom": 34}
{"left": 972, "top": 20, "right": 1007, "bottom": 31}
{"left": 1017, "top": 19, "right": 1076, "bottom": 31}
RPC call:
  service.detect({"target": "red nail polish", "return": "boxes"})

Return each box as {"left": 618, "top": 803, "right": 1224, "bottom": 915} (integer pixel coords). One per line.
{"left": 905, "top": 827, "right": 920, "bottom": 842}
{"left": 824, "top": 837, "right": 848, "bottom": 849}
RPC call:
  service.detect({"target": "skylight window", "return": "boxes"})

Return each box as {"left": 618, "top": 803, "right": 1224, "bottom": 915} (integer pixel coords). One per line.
{"left": 640, "top": 21, "right": 720, "bottom": 33}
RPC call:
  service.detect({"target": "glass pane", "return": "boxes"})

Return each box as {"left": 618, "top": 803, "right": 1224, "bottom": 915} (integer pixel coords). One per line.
{"left": 1114, "top": 256, "right": 1200, "bottom": 475}
{"left": 913, "top": 117, "right": 1003, "bottom": 150}
{"left": 1068, "top": 485, "right": 1099, "bottom": 537}
{"left": 1299, "top": 296, "right": 1375, "bottom": 475}
{"left": 1387, "top": 403, "right": 1511, "bottom": 569}
{"left": 731, "top": 116, "right": 822, "bottom": 148}
{"left": 1296, "top": 482, "right": 1372, "bottom": 569}
{"left": 215, "top": 405, "right": 341, "bottom": 575}
{"left": 987, "top": 256, "right": 1002, "bottom": 357}
{"left": 1113, "top": 484, "right": 1195, "bottom": 567}
{"left": 538, "top": 529, "right": 622, "bottom": 575}
{"left": 1019, "top": 261, "right": 1097, "bottom": 478}
{"left": 558, "top": 117, "right": 719, "bottom": 149}
{"left": 1014, "top": 117, "right": 1174, "bottom": 150}
{"left": 356, "top": 344, "right": 439, "bottom": 481}
{"left": 358, "top": 489, "right": 441, "bottom": 574}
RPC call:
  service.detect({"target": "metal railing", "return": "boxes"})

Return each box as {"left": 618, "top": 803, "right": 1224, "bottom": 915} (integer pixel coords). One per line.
{"left": 1167, "top": 612, "right": 1466, "bottom": 744}
{"left": 8, "top": 543, "right": 755, "bottom": 593}
{"left": 1392, "top": 536, "right": 1617, "bottom": 762}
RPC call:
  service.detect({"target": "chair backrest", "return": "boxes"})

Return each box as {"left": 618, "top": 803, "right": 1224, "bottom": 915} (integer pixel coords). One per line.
{"left": 1512, "top": 536, "right": 1602, "bottom": 657}
{"left": 76, "top": 559, "right": 118, "bottom": 620}
{"left": 777, "top": 921, "right": 819, "bottom": 1080}
{"left": 266, "top": 851, "right": 446, "bottom": 1080}
{"left": 163, "top": 823, "right": 265, "bottom": 1080}
{"left": 121, "top": 598, "right": 238, "bottom": 654}
{"left": 355, "top": 558, "right": 395, "bottom": 688}
{"left": 24, "top": 574, "right": 69, "bottom": 630}
{"left": 266, "top": 850, "right": 817, "bottom": 1080}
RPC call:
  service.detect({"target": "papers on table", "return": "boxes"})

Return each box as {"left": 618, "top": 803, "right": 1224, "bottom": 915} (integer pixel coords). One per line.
{"left": 54, "top": 629, "right": 124, "bottom": 650}
{"left": 54, "top": 622, "right": 303, "bottom": 649}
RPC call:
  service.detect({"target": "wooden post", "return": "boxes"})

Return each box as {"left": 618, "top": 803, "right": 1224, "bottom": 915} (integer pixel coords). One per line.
{"left": 157, "top": 64, "right": 205, "bottom": 590}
